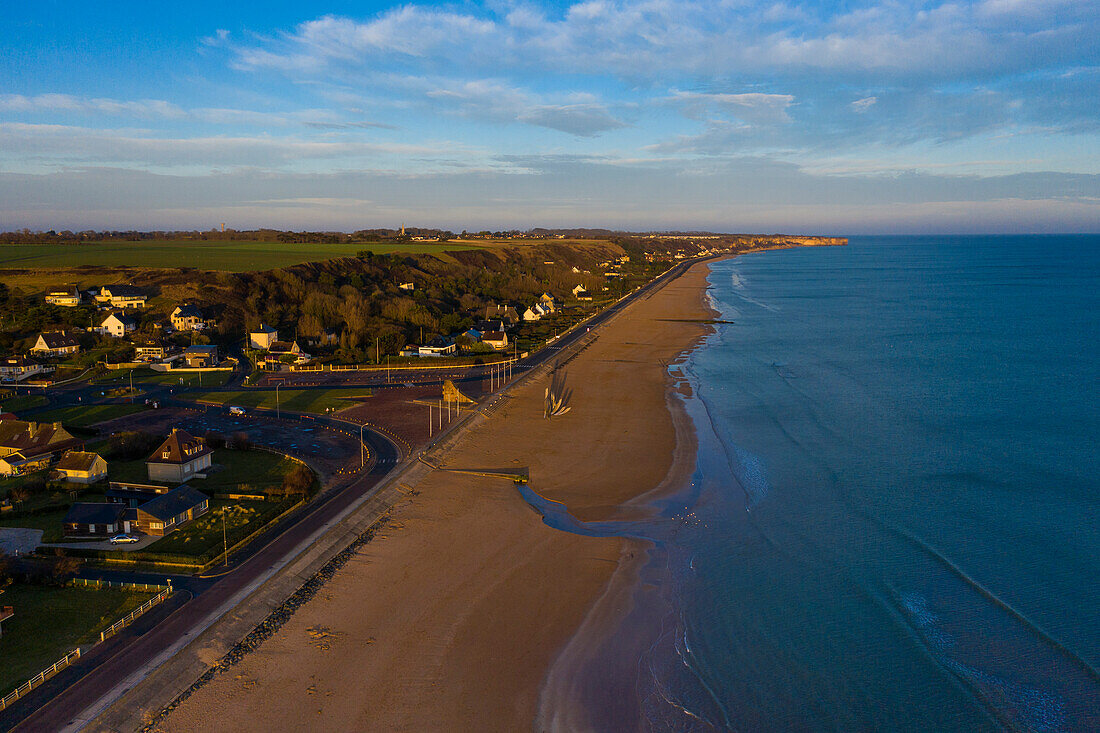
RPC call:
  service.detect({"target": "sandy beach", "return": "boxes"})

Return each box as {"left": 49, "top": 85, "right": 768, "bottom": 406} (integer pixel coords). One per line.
{"left": 156, "top": 261, "right": 715, "bottom": 732}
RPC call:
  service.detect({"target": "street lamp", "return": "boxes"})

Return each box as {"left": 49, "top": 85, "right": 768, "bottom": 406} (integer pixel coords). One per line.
{"left": 360, "top": 422, "right": 365, "bottom": 467}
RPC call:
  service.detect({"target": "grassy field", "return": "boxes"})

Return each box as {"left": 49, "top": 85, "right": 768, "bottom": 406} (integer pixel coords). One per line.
{"left": 0, "top": 395, "right": 49, "bottom": 414}
{"left": 186, "top": 387, "right": 371, "bottom": 414}
{"left": 95, "top": 368, "right": 234, "bottom": 389}
{"left": 30, "top": 402, "right": 148, "bottom": 428}
{"left": 0, "top": 583, "right": 153, "bottom": 697}
{"left": 0, "top": 240, "right": 480, "bottom": 272}
{"left": 0, "top": 508, "right": 69, "bottom": 542}
{"left": 146, "top": 498, "right": 296, "bottom": 559}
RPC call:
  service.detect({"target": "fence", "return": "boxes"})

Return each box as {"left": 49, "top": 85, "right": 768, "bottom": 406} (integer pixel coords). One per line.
{"left": 0, "top": 649, "right": 82, "bottom": 712}
{"left": 98, "top": 586, "right": 172, "bottom": 642}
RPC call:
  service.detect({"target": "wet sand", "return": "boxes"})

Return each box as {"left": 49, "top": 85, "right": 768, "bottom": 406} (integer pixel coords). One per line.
{"left": 157, "top": 262, "right": 715, "bottom": 732}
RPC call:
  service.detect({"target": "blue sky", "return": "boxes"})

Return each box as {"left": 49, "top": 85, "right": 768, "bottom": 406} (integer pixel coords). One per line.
{"left": 1, "top": 0, "right": 1098, "bottom": 233}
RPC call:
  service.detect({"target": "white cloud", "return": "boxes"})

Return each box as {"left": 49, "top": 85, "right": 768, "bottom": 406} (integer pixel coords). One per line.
{"left": 671, "top": 91, "right": 796, "bottom": 124}
{"left": 851, "top": 96, "right": 878, "bottom": 113}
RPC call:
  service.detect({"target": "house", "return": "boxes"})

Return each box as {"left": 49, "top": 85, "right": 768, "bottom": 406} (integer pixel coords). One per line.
{"left": 45, "top": 286, "right": 81, "bottom": 307}
{"left": 133, "top": 338, "right": 167, "bottom": 362}
{"left": 147, "top": 429, "right": 213, "bottom": 483}
{"left": 462, "top": 328, "right": 483, "bottom": 343}
{"left": 418, "top": 338, "right": 457, "bottom": 357}
{"left": 183, "top": 345, "right": 219, "bottom": 368}
{"left": 249, "top": 323, "right": 278, "bottom": 351}
{"left": 399, "top": 345, "right": 420, "bottom": 357}
{"left": 31, "top": 331, "right": 81, "bottom": 357}
{"left": 98, "top": 284, "right": 147, "bottom": 308}
{"left": 0, "top": 419, "right": 78, "bottom": 475}
{"left": 305, "top": 330, "right": 338, "bottom": 348}
{"left": 96, "top": 311, "right": 137, "bottom": 338}
{"left": 539, "top": 292, "right": 558, "bottom": 313}
{"left": 572, "top": 284, "right": 593, "bottom": 300}
{"left": 0, "top": 356, "right": 51, "bottom": 382}
{"left": 398, "top": 282, "right": 416, "bottom": 291}
{"left": 170, "top": 304, "right": 206, "bottom": 331}
{"left": 523, "top": 307, "right": 541, "bottom": 322}
{"left": 131, "top": 484, "right": 209, "bottom": 536}
{"left": 481, "top": 331, "right": 509, "bottom": 350}
{"left": 485, "top": 304, "right": 520, "bottom": 327}
{"left": 63, "top": 502, "right": 128, "bottom": 538}
{"left": 268, "top": 341, "right": 310, "bottom": 364}
{"left": 534, "top": 302, "right": 551, "bottom": 317}
{"left": 53, "top": 450, "right": 108, "bottom": 484}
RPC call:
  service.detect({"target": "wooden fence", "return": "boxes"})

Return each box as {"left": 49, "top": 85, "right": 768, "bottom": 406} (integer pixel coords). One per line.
{"left": 0, "top": 649, "right": 81, "bottom": 712}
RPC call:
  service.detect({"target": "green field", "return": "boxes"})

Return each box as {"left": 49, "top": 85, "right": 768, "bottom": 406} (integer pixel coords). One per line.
{"left": 105, "top": 448, "right": 302, "bottom": 493}
{"left": 31, "top": 402, "right": 148, "bottom": 428}
{"left": 0, "top": 240, "right": 479, "bottom": 272}
{"left": 0, "top": 583, "right": 153, "bottom": 696}
{"left": 146, "top": 498, "right": 296, "bottom": 559}
{"left": 95, "top": 368, "right": 234, "bottom": 389}
{"left": 186, "top": 387, "right": 371, "bottom": 414}
{"left": 0, "top": 395, "right": 49, "bottom": 414}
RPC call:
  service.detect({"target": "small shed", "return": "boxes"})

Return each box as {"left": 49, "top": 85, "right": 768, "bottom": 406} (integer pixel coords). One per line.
{"left": 53, "top": 451, "right": 108, "bottom": 484}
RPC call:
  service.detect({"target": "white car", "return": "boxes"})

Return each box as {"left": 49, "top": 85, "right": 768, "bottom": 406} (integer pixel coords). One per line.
{"left": 229, "top": 406, "right": 246, "bottom": 416}
{"left": 109, "top": 534, "right": 139, "bottom": 545}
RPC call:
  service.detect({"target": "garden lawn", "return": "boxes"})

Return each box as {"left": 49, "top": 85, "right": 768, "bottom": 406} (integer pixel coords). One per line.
{"left": 185, "top": 387, "right": 371, "bottom": 414}
{"left": 144, "top": 498, "right": 296, "bottom": 560}
{"left": 95, "top": 369, "right": 233, "bottom": 388}
{"left": 0, "top": 583, "right": 153, "bottom": 697}
{"left": 30, "top": 403, "right": 148, "bottom": 427}
{"left": 0, "top": 508, "right": 68, "bottom": 542}
{"left": 196, "top": 449, "right": 300, "bottom": 493}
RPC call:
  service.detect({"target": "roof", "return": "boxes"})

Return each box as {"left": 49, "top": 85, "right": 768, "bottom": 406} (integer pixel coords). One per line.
{"left": 64, "top": 502, "right": 125, "bottom": 525}
{"left": 482, "top": 331, "right": 507, "bottom": 341}
{"left": 137, "top": 484, "right": 208, "bottom": 521}
{"left": 102, "top": 284, "right": 145, "bottom": 297}
{"left": 48, "top": 286, "right": 78, "bottom": 295}
{"left": 183, "top": 345, "right": 218, "bottom": 355}
{"left": 56, "top": 451, "right": 105, "bottom": 472}
{"left": 2, "top": 356, "right": 38, "bottom": 367}
{"left": 147, "top": 428, "right": 212, "bottom": 465}
{"left": 101, "top": 311, "right": 137, "bottom": 326}
{"left": 252, "top": 323, "right": 277, "bottom": 334}
{"left": 37, "top": 331, "right": 80, "bottom": 349}
{"left": 173, "top": 303, "right": 203, "bottom": 318}
{"left": 0, "top": 420, "right": 77, "bottom": 457}
{"left": 269, "top": 341, "right": 300, "bottom": 353}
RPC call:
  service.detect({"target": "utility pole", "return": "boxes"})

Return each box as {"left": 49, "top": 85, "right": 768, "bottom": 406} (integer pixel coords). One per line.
{"left": 428, "top": 403, "right": 433, "bottom": 437}
{"left": 275, "top": 383, "right": 280, "bottom": 420}
{"left": 360, "top": 422, "right": 365, "bottom": 467}
{"left": 438, "top": 399, "right": 442, "bottom": 430}
{"left": 222, "top": 510, "right": 228, "bottom": 567}
{"left": 129, "top": 370, "right": 133, "bottom": 402}
{"left": 376, "top": 337, "right": 380, "bottom": 364}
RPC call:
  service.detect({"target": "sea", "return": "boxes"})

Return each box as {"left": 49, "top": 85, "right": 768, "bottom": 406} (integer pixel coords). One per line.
{"left": 529, "top": 235, "right": 1100, "bottom": 732}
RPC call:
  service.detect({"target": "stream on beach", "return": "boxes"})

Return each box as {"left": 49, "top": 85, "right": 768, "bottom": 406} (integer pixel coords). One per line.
{"left": 529, "top": 235, "right": 1100, "bottom": 732}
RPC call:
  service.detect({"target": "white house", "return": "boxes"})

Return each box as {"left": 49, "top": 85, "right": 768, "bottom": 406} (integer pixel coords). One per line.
{"left": 418, "top": 338, "right": 456, "bottom": 357}
{"left": 523, "top": 307, "right": 541, "bottom": 322}
{"left": 97, "top": 311, "right": 137, "bottom": 338}
{"left": 572, "top": 284, "right": 593, "bottom": 301}
{"left": 398, "top": 282, "right": 415, "bottom": 291}
{"left": 146, "top": 428, "right": 213, "bottom": 483}
{"left": 98, "top": 284, "right": 147, "bottom": 308}
{"left": 0, "top": 356, "right": 51, "bottom": 382}
{"left": 481, "top": 331, "right": 508, "bottom": 350}
{"left": 45, "top": 287, "right": 81, "bottom": 307}
{"left": 31, "top": 331, "right": 81, "bottom": 357}
{"left": 249, "top": 323, "right": 278, "bottom": 350}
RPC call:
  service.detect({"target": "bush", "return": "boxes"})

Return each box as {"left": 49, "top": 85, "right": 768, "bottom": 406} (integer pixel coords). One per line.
{"left": 103, "top": 431, "right": 161, "bottom": 460}
{"left": 203, "top": 430, "right": 226, "bottom": 450}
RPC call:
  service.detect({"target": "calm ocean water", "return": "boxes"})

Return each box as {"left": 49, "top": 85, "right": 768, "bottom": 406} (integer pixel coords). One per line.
{"left": 533, "top": 235, "right": 1100, "bottom": 731}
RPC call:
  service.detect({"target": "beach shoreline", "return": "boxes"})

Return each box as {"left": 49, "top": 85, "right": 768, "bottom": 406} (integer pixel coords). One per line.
{"left": 155, "top": 259, "right": 720, "bottom": 732}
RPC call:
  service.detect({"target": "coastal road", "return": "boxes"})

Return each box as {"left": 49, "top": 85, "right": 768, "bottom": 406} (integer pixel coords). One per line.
{"left": 3, "top": 420, "right": 400, "bottom": 732}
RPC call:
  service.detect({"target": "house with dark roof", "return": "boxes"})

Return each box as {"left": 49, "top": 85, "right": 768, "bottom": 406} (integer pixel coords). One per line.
{"left": 105, "top": 482, "right": 170, "bottom": 508}
{"left": 31, "top": 331, "right": 81, "bottom": 357}
{"left": 131, "top": 484, "right": 209, "bottom": 536}
{"left": 268, "top": 341, "right": 310, "bottom": 364}
{"left": 146, "top": 428, "right": 213, "bottom": 483}
{"left": 485, "top": 304, "right": 520, "bottom": 327}
{"left": 0, "top": 419, "right": 78, "bottom": 476}
{"left": 481, "top": 330, "right": 509, "bottom": 350}
{"left": 133, "top": 338, "right": 167, "bottom": 362}
{"left": 97, "top": 311, "right": 137, "bottom": 338}
{"left": 183, "top": 345, "right": 219, "bottom": 368}
{"left": 63, "top": 502, "right": 128, "bottom": 537}
{"left": 98, "top": 284, "right": 147, "bottom": 308}
{"left": 0, "top": 355, "right": 52, "bottom": 382}
{"left": 249, "top": 323, "right": 278, "bottom": 350}
{"left": 53, "top": 450, "right": 108, "bottom": 484}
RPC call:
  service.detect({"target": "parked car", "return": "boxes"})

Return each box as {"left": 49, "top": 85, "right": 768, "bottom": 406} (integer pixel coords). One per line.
{"left": 109, "top": 534, "right": 139, "bottom": 544}
{"left": 229, "top": 406, "right": 246, "bottom": 416}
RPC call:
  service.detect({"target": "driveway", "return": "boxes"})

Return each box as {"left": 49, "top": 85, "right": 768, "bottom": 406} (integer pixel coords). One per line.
{"left": 41, "top": 534, "right": 159, "bottom": 552}
{"left": 0, "top": 527, "right": 43, "bottom": 556}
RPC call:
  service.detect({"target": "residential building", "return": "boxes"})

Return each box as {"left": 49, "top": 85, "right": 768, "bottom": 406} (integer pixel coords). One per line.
{"left": 53, "top": 451, "right": 108, "bottom": 484}
{"left": 63, "top": 502, "right": 128, "bottom": 538}
{"left": 131, "top": 484, "right": 209, "bottom": 536}
{"left": 0, "top": 356, "right": 51, "bottom": 382}
{"left": 462, "top": 328, "right": 483, "bottom": 343}
{"left": 523, "top": 307, "right": 541, "bottom": 322}
{"left": 183, "top": 345, "right": 219, "bottom": 368}
{"left": 398, "top": 282, "right": 415, "bottom": 291}
{"left": 96, "top": 311, "right": 137, "bottom": 338}
{"left": 418, "top": 338, "right": 457, "bottom": 357}
{"left": 0, "top": 419, "right": 78, "bottom": 476}
{"left": 106, "top": 482, "right": 170, "bottom": 508}
{"left": 249, "top": 323, "right": 278, "bottom": 350}
{"left": 146, "top": 428, "right": 213, "bottom": 483}
{"left": 98, "top": 284, "right": 147, "bottom": 308}
{"left": 170, "top": 304, "right": 206, "bottom": 331}
{"left": 45, "top": 286, "right": 81, "bottom": 307}
{"left": 572, "top": 284, "right": 593, "bottom": 300}
{"left": 481, "top": 331, "right": 509, "bottom": 350}
{"left": 31, "top": 331, "right": 81, "bottom": 357}
{"left": 133, "top": 338, "right": 167, "bottom": 362}
{"left": 485, "top": 304, "right": 519, "bottom": 326}
{"left": 268, "top": 341, "right": 310, "bottom": 364}
{"left": 539, "top": 292, "right": 558, "bottom": 312}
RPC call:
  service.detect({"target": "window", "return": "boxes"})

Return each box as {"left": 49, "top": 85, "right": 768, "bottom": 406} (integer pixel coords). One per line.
{"left": 151, "top": 522, "right": 163, "bottom": 530}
